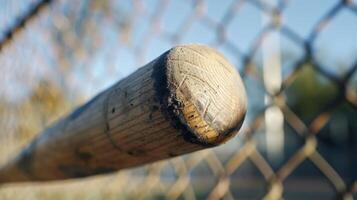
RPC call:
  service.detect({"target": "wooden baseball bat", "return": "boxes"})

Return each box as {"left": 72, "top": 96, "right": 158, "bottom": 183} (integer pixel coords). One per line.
{"left": 0, "top": 44, "right": 246, "bottom": 184}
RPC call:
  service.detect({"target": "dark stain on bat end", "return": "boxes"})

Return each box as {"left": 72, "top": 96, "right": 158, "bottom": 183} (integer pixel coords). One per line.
{"left": 151, "top": 50, "right": 214, "bottom": 148}
{"left": 168, "top": 152, "right": 178, "bottom": 157}
{"left": 59, "top": 165, "right": 116, "bottom": 178}
{"left": 76, "top": 151, "right": 93, "bottom": 161}
{"left": 128, "top": 149, "right": 146, "bottom": 156}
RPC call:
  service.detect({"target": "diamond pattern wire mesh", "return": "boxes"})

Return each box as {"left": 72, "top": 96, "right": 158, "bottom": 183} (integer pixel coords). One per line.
{"left": 0, "top": 0, "right": 356, "bottom": 199}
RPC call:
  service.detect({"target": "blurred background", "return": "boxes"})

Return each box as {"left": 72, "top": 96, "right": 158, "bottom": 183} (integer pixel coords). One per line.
{"left": 0, "top": 0, "right": 356, "bottom": 199}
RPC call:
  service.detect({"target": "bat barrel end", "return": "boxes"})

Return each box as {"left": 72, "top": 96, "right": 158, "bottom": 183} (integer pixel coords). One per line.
{"left": 164, "top": 44, "right": 247, "bottom": 145}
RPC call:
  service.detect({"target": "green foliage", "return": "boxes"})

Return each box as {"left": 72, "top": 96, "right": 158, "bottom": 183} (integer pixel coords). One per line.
{"left": 286, "top": 64, "right": 338, "bottom": 123}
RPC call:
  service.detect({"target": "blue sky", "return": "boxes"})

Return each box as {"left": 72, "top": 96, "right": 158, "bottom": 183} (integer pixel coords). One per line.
{"left": 106, "top": 0, "right": 357, "bottom": 78}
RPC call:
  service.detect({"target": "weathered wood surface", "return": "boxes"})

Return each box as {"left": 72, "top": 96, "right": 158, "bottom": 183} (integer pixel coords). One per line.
{"left": 0, "top": 44, "right": 246, "bottom": 184}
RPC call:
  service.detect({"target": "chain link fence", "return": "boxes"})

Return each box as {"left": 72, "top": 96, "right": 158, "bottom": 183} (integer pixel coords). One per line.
{"left": 0, "top": 0, "right": 356, "bottom": 199}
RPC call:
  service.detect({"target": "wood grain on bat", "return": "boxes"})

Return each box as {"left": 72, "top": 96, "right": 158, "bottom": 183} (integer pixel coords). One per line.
{"left": 0, "top": 44, "right": 246, "bottom": 184}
